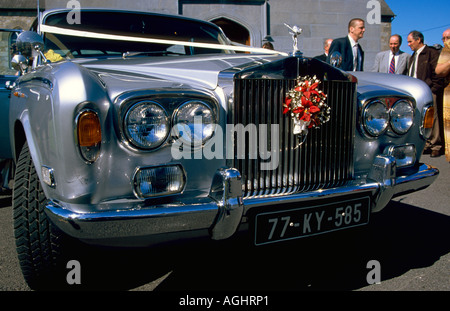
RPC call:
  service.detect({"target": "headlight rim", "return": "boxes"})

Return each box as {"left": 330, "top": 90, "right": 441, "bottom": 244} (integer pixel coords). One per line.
{"left": 362, "top": 99, "right": 390, "bottom": 137}
{"left": 172, "top": 99, "right": 217, "bottom": 146}
{"left": 389, "top": 99, "right": 414, "bottom": 135}
{"left": 123, "top": 100, "right": 170, "bottom": 150}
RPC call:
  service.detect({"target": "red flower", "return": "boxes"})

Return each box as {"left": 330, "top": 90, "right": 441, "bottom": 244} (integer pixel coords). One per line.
{"left": 304, "top": 96, "right": 315, "bottom": 107}
{"left": 285, "top": 97, "right": 292, "bottom": 107}
{"left": 301, "top": 112, "right": 311, "bottom": 122}
{"left": 293, "top": 106, "right": 304, "bottom": 114}
{"left": 309, "top": 105, "right": 320, "bottom": 114}
{"left": 283, "top": 97, "right": 292, "bottom": 114}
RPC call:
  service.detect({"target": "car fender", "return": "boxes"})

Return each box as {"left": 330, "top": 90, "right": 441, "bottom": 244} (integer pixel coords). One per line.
{"left": 9, "top": 61, "right": 111, "bottom": 202}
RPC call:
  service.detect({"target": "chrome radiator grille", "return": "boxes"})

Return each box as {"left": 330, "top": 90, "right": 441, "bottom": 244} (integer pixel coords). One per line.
{"left": 230, "top": 78, "right": 356, "bottom": 198}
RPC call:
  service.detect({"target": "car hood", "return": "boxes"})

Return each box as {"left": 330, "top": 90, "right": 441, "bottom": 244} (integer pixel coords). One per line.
{"left": 78, "top": 54, "right": 285, "bottom": 100}
{"left": 352, "top": 71, "right": 432, "bottom": 101}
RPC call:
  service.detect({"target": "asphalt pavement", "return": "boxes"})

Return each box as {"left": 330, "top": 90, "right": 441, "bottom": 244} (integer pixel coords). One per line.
{"left": 0, "top": 154, "right": 449, "bottom": 293}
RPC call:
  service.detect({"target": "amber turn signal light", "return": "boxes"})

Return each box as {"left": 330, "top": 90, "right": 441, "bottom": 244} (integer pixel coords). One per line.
{"left": 423, "top": 106, "right": 434, "bottom": 129}
{"left": 77, "top": 110, "right": 102, "bottom": 147}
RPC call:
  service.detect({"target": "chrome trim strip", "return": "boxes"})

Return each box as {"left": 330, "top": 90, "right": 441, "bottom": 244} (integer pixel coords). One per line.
{"left": 45, "top": 199, "right": 219, "bottom": 240}
{"left": 242, "top": 181, "right": 380, "bottom": 218}
{"left": 393, "top": 163, "right": 439, "bottom": 196}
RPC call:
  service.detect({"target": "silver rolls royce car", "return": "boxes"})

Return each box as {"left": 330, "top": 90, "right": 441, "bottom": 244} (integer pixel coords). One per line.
{"left": 0, "top": 8, "right": 439, "bottom": 289}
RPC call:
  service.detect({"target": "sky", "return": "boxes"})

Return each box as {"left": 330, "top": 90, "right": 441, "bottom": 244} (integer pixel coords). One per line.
{"left": 385, "top": 0, "right": 450, "bottom": 53}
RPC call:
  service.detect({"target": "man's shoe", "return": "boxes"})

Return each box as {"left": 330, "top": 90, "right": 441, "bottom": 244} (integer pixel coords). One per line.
{"left": 430, "top": 150, "right": 441, "bottom": 157}
{"left": 423, "top": 148, "right": 432, "bottom": 154}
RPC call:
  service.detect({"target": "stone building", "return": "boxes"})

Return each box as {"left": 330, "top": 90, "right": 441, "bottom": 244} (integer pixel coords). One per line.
{"left": 0, "top": 0, "right": 395, "bottom": 70}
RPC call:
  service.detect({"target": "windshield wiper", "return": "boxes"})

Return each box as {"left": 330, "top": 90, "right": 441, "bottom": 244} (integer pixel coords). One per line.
{"left": 122, "top": 51, "right": 184, "bottom": 58}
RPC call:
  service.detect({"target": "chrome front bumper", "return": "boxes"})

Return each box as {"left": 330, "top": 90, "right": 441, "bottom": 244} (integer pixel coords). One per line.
{"left": 45, "top": 157, "right": 439, "bottom": 246}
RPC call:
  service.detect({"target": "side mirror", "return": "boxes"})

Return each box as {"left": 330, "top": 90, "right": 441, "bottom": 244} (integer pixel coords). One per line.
{"left": 14, "top": 31, "right": 49, "bottom": 69}
{"left": 11, "top": 54, "right": 29, "bottom": 75}
{"left": 330, "top": 51, "right": 342, "bottom": 68}
{"left": 16, "top": 31, "right": 45, "bottom": 58}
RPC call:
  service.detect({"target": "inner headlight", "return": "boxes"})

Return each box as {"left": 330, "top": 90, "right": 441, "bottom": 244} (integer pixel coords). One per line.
{"left": 390, "top": 100, "right": 414, "bottom": 134}
{"left": 124, "top": 101, "right": 169, "bottom": 149}
{"left": 363, "top": 100, "right": 389, "bottom": 136}
{"left": 173, "top": 100, "right": 215, "bottom": 145}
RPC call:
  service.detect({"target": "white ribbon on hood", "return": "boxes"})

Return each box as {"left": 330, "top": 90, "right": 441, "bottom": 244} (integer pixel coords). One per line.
{"left": 39, "top": 24, "right": 288, "bottom": 56}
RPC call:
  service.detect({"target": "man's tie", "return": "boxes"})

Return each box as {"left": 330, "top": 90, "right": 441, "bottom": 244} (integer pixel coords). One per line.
{"left": 357, "top": 46, "right": 362, "bottom": 71}
{"left": 389, "top": 56, "right": 395, "bottom": 74}
{"left": 355, "top": 44, "right": 362, "bottom": 71}
{"left": 409, "top": 54, "right": 416, "bottom": 77}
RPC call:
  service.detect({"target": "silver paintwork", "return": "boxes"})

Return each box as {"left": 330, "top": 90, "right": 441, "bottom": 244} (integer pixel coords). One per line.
{"left": 5, "top": 9, "right": 439, "bottom": 246}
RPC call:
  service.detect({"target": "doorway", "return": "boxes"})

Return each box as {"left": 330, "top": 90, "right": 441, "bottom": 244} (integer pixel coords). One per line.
{"left": 211, "top": 17, "right": 250, "bottom": 47}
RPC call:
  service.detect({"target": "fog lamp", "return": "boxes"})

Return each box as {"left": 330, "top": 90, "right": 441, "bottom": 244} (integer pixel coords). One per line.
{"left": 133, "top": 164, "right": 186, "bottom": 199}
{"left": 384, "top": 144, "right": 416, "bottom": 168}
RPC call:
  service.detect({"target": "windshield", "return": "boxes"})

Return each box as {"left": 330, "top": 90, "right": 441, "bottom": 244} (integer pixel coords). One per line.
{"left": 42, "top": 11, "right": 231, "bottom": 59}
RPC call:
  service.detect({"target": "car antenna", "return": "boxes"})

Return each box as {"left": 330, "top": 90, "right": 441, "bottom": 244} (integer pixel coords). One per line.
{"left": 37, "top": 0, "right": 41, "bottom": 33}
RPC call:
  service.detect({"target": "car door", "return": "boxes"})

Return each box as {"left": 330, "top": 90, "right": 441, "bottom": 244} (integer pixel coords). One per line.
{"left": 0, "top": 29, "right": 20, "bottom": 160}
{"left": 0, "top": 29, "right": 21, "bottom": 189}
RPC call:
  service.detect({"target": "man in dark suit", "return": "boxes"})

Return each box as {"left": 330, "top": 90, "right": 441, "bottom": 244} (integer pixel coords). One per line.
{"left": 314, "top": 38, "right": 333, "bottom": 62}
{"left": 327, "top": 18, "right": 365, "bottom": 71}
{"left": 372, "top": 34, "right": 411, "bottom": 75}
{"left": 407, "top": 30, "right": 446, "bottom": 157}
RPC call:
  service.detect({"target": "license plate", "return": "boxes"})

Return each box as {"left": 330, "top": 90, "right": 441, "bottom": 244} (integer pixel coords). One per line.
{"left": 254, "top": 197, "right": 370, "bottom": 245}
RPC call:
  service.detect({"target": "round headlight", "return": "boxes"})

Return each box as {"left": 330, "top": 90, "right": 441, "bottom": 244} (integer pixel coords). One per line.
{"left": 124, "top": 101, "right": 169, "bottom": 149}
{"left": 390, "top": 100, "right": 414, "bottom": 134}
{"left": 363, "top": 100, "right": 389, "bottom": 136}
{"left": 173, "top": 100, "right": 215, "bottom": 145}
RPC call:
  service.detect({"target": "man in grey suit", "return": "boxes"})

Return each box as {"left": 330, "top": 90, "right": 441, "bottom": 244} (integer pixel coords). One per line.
{"left": 372, "top": 34, "right": 411, "bottom": 75}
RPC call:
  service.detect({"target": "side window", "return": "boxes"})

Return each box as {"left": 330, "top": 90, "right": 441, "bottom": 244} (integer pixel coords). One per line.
{"left": 0, "top": 30, "right": 20, "bottom": 76}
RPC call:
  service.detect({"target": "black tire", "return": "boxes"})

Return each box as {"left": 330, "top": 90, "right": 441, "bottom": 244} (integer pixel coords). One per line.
{"left": 12, "top": 142, "right": 68, "bottom": 290}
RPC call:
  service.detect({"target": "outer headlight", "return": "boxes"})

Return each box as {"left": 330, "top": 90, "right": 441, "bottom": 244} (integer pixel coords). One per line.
{"left": 173, "top": 100, "right": 215, "bottom": 145}
{"left": 390, "top": 100, "right": 414, "bottom": 134}
{"left": 124, "top": 101, "right": 169, "bottom": 149}
{"left": 363, "top": 100, "right": 389, "bottom": 136}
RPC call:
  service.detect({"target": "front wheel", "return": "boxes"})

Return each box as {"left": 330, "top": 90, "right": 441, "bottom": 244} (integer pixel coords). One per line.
{"left": 12, "top": 142, "right": 68, "bottom": 290}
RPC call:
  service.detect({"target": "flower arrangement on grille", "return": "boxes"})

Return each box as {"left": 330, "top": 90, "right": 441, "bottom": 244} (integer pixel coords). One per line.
{"left": 283, "top": 75, "right": 331, "bottom": 138}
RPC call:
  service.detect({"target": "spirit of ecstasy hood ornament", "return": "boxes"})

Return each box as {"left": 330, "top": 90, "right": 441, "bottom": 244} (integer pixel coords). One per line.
{"left": 284, "top": 23, "right": 303, "bottom": 56}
